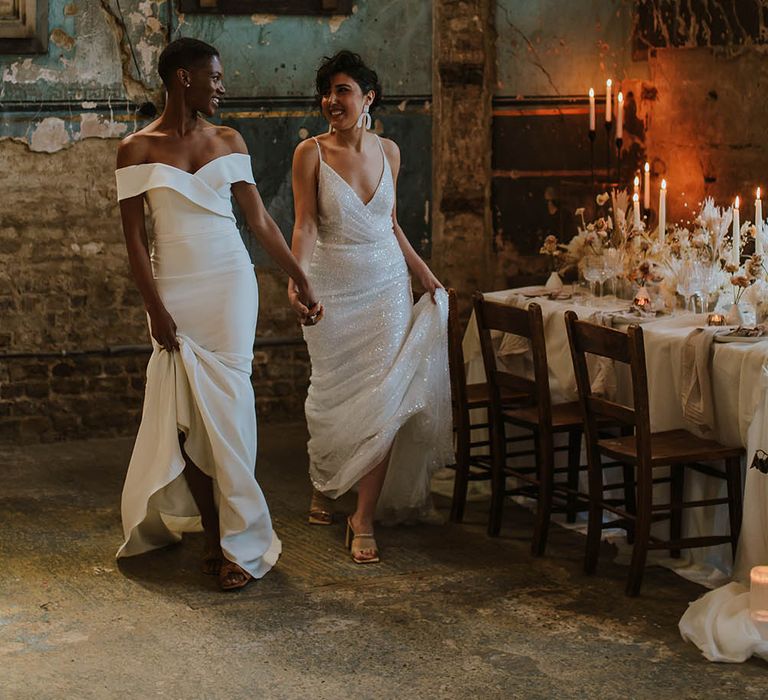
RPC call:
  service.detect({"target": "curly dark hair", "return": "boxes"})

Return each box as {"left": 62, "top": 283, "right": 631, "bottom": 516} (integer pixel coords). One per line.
{"left": 315, "top": 50, "right": 382, "bottom": 113}
{"left": 158, "top": 38, "right": 219, "bottom": 88}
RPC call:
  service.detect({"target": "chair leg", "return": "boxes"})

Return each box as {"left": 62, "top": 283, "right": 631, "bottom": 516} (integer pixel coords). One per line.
{"left": 725, "top": 455, "right": 743, "bottom": 560}
{"left": 565, "top": 429, "right": 581, "bottom": 523}
{"left": 449, "top": 415, "right": 472, "bottom": 523}
{"left": 531, "top": 430, "right": 553, "bottom": 557}
{"left": 626, "top": 461, "right": 653, "bottom": 597}
{"left": 622, "top": 461, "right": 636, "bottom": 545}
{"left": 487, "top": 416, "right": 506, "bottom": 537}
{"left": 669, "top": 465, "right": 684, "bottom": 559}
{"left": 584, "top": 448, "right": 604, "bottom": 575}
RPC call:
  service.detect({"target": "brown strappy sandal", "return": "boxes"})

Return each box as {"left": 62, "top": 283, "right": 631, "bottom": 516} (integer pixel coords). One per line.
{"left": 201, "top": 543, "right": 223, "bottom": 576}
{"left": 219, "top": 559, "right": 254, "bottom": 591}
{"left": 308, "top": 488, "right": 334, "bottom": 526}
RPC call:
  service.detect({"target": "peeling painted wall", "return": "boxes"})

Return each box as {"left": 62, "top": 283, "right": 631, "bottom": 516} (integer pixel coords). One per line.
{"left": 0, "top": 0, "right": 434, "bottom": 442}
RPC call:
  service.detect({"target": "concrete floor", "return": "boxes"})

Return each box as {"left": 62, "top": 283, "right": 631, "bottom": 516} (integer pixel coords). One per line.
{"left": 1, "top": 424, "right": 765, "bottom": 699}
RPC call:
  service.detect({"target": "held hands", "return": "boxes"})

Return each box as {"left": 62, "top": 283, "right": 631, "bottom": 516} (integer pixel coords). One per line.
{"left": 289, "top": 278, "right": 324, "bottom": 326}
{"left": 148, "top": 304, "right": 179, "bottom": 352}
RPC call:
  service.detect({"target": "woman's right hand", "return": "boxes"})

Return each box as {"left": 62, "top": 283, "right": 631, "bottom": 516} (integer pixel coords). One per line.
{"left": 148, "top": 304, "right": 179, "bottom": 352}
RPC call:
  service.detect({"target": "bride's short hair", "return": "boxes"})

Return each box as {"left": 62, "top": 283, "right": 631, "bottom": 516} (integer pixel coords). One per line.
{"left": 315, "top": 50, "right": 383, "bottom": 113}
{"left": 158, "top": 38, "right": 219, "bottom": 88}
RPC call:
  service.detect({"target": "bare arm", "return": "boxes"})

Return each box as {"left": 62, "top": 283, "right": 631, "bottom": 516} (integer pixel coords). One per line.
{"left": 286, "top": 139, "right": 323, "bottom": 324}
{"left": 117, "top": 136, "right": 179, "bottom": 351}
{"left": 227, "top": 132, "right": 319, "bottom": 315}
{"left": 384, "top": 139, "right": 443, "bottom": 301}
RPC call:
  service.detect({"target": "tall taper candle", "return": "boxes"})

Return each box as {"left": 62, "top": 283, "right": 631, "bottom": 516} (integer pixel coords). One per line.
{"left": 756, "top": 188, "right": 763, "bottom": 256}
{"left": 633, "top": 193, "right": 641, "bottom": 229}
{"left": 733, "top": 196, "right": 741, "bottom": 266}
{"left": 588, "top": 88, "right": 595, "bottom": 131}
{"left": 633, "top": 175, "right": 640, "bottom": 196}
{"left": 605, "top": 79, "right": 612, "bottom": 122}
{"left": 616, "top": 92, "right": 624, "bottom": 139}
{"left": 659, "top": 179, "right": 667, "bottom": 244}
{"left": 643, "top": 162, "right": 650, "bottom": 210}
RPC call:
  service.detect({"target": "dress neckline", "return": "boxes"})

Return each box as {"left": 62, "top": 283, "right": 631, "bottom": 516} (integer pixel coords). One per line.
{"left": 115, "top": 152, "right": 246, "bottom": 176}
{"left": 315, "top": 135, "right": 387, "bottom": 208}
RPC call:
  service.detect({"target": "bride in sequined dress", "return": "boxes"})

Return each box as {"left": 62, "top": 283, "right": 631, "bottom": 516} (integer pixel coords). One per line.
{"left": 288, "top": 51, "right": 453, "bottom": 564}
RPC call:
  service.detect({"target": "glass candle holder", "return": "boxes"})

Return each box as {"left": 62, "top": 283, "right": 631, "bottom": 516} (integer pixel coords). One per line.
{"left": 750, "top": 566, "right": 768, "bottom": 623}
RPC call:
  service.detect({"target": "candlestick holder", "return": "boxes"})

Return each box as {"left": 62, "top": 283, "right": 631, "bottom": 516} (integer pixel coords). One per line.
{"left": 604, "top": 121, "right": 612, "bottom": 175}
{"left": 588, "top": 129, "right": 596, "bottom": 198}
{"left": 615, "top": 137, "right": 623, "bottom": 183}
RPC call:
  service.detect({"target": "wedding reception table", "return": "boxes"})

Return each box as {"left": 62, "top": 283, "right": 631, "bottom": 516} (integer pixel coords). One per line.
{"left": 462, "top": 287, "right": 768, "bottom": 662}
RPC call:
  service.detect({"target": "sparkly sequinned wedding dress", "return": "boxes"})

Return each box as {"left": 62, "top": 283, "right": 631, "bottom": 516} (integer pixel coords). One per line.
{"left": 302, "top": 136, "right": 453, "bottom": 522}
{"left": 114, "top": 153, "right": 280, "bottom": 578}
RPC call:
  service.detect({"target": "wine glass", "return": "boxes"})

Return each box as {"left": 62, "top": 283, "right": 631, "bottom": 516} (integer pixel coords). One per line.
{"left": 676, "top": 260, "right": 696, "bottom": 313}
{"left": 583, "top": 255, "right": 602, "bottom": 304}
{"left": 603, "top": 248, "right": 623, "bottom": 298}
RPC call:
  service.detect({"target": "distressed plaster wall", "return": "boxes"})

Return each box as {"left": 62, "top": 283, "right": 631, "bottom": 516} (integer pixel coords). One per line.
{"left": 0, "top": 0, "right": 433, "bottom": 443}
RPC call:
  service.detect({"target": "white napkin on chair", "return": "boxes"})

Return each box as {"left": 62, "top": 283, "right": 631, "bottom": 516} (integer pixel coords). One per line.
{"left": 680, "top": 326, "right": 726, "bottom": 433}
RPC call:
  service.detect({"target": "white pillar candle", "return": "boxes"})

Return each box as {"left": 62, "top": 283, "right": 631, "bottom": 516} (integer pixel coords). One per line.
{"left": 588, "top": 88, "right": 595, "bottom": 131}
{"left": 643, "top": 162, "right": 651, "bottom": 210}
{"left": 659, "top": 179, "right": 667, "bottom": 244}
{"left": 750, "top": 566, "right": 768, "bottom": 622}
{"left": 733, "top": 196, "right": 741, "bottom": 266}
{"left": 616, "top": 92, "right": 624, "bottom": 139}
{"left": 605, "top": 79, "right": 612, "bottom": 123}
{"left": 633, "top": 192, "right": 641, "bottom": 229}
{"left": 756, "top": 188, "right": 763, "bottom": 256}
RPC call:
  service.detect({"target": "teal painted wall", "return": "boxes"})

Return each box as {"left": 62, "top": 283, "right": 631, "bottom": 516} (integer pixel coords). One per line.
{"left": 0, "top": 1, "right": 433, "bottom": 258}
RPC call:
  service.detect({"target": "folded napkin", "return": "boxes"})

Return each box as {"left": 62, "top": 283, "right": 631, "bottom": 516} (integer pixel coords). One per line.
{"left": 587, "top": 310, "right": 618, "bottom": 399}
{"left": 680, "top": 326, "right": 727, "bottom": 433}
{"left": 497, "top": 292, "right": 531, "bottom": 358}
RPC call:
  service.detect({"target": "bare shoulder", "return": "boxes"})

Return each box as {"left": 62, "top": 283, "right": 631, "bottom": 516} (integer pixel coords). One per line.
{"left": 116, "top": 131, "right": 152, "bottom": 168}
{"left": 293, "top": 136, "right": 320, "bottom": 167}
{"left": 215, "top": 124, "right": 248, "bottom": 154}
{"left": 379, "top": 136, "right": 400, "bottom": 160}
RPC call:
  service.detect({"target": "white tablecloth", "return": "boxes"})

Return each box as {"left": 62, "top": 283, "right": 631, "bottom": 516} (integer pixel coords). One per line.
{"left": 463, "top": 288, "right": 768, "bottom": 662}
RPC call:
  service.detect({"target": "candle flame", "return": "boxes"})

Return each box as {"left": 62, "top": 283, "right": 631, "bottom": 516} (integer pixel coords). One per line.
{"left": 606, "top": 78, "right": 612, "bottom": 87}
{"left": 661, "top": 179, "right": 667, "bottom": 190}
{"left": 633, "top": 193, "right": 639, "bottom": 202}
{"left": 644, "top": 162, "right": 650, "bottom": 172}
{"left": 633, "top": 176, "right": 639, "bottom": 186}
{"left": 589, "top": 87, "right": 594, "bottom": 97}
{"left": 735, "top": 195, "right": 740, "bottom": 208}
{"left": 758, "top": 187, "right": 761, "bottom": 199}
{"left": 617, "top": 92, "right": 624, "bottom": 103}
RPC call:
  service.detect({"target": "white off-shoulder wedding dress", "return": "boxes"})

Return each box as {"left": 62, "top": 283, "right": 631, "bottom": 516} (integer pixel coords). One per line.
{"left": 114, "top": 153, "right": 281, "bottom": 579}
{"left": 302, "top": 136, "right": 453, "bottom": 523}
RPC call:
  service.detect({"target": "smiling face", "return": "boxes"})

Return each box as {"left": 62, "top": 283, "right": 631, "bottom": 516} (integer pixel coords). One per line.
{"left": 321, "top": 72, "right": 374, "bottom": 131}
{"left": 179, "top": 54, "right": 225, "bottom": 116}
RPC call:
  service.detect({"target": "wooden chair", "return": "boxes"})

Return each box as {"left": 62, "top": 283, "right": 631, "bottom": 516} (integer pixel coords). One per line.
{"left": 442, "top": 288, "right": 527, "bottom": 522}
{"left": 564, "top": 310, "right": 744, "bottom": 596}
{"left": 474, "top": 293, "right": 589, "bottom": 552}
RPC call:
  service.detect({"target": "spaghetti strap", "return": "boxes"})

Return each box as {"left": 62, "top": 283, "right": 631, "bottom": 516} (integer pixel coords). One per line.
{"left": 311, "top": 136, "right": 323, "bottom": 162}
{"left": 374, "top": 134, "right": 385, "bottom": 157}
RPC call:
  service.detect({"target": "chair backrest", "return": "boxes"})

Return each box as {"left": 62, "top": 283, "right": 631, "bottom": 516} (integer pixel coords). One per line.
{"left": 564, "top": 310, "right": 651, "bottom": 454}
{"left": 446, "top": 288, "right": 466, "bottom": 417}
{"left": 472, "top": 293, "right": 554, "bottom": 426}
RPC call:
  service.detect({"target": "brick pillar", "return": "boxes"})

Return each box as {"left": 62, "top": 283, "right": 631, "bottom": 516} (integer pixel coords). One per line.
{"left": 432, "top": 0, "right": 494, "bottom": 316}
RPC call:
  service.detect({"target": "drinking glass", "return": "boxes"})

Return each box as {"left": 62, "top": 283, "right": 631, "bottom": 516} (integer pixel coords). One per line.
{"left": 583, "top": 255, "right": 602, "bottom": 303}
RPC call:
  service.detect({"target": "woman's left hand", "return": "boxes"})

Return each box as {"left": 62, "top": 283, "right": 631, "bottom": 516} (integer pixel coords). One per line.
{"left": 414, "top": 263, "right": 444, "bottom": 304}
